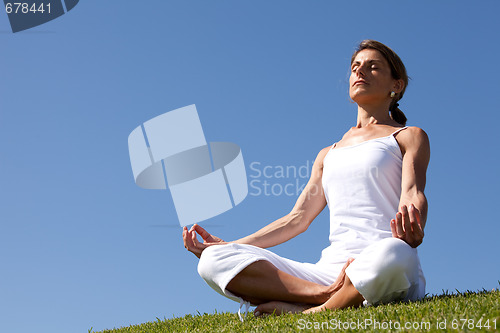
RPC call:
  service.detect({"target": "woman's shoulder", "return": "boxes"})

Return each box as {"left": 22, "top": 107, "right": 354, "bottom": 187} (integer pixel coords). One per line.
{"left": 318, "top": 144, "right": 333, "bottom": 160}
{"left": 398, "top": 126, "right": 429, "bottom": 141}
{"left": 397, "top": 126, "right": 430, "bottom": 155}
{"left": 311, "top": 145, "right": 333, "bottom": 171}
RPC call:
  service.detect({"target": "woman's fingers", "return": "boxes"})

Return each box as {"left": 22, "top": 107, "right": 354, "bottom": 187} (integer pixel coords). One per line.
{"left": 404, "top": 205, "right": 417, "bottom": 244}
{"left": 183, "top": 224, "right": 225, "bottom": 258}
{"left": 411, "top": 204, "right": 424, "bottom": 236}
{"left": 409, "top": 204, "right": 424, "bottom": 246}
{"left": 181, "top": 226, "right": 202, "bottom": 258}
{"left": 193, "top": 224, "right": 225, "bottom": 244}
{"left": 330, "top": 258, "right": 355, "bottom": 294}
{"left": 340, "top": 258, "right": 354, "bottom": 274}
{"left": 192, "top": 224, "right": 209, "bottom": 239}
{"left": 182, "top": 226, "right": 189, "bottom": 248}
{"left": 183, "top": 226, "right": 195, "bottom": 249}
{"left": 391, "top": 204, "right": 424, "bottom": 247}
{"left": 395, "top": 211, "right": 405, "bottom": 238}
{"left": 191, "top": 229, "right": 207, "bottom": 250}
{"left": 186, "top": 229, "right": 196, "bottom": 249}
{"left": 401, "top": 205, "right": 412, "bottom": 235}
{"left": 390, "top": 219, "right": 398, "bottom": 238}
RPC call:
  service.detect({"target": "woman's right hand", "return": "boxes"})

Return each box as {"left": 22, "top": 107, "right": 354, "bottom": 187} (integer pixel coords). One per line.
{"left": 391, "top": 204, "right": 424, "bottom": 248}
{"left": 182, "top": 224, "right": 226, "bottom": 258}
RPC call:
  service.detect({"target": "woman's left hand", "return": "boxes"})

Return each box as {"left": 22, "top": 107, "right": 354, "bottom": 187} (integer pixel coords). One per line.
{"left": 391, "top": 204, "right": 424, "bottom": 248}
{"left": 183, "top": 224, "right": 226, "bottom": 259}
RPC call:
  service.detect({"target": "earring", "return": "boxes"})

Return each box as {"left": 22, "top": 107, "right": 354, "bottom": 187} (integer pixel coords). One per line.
{"left": 390, "top": 91, "right": 396, "bottom": 98}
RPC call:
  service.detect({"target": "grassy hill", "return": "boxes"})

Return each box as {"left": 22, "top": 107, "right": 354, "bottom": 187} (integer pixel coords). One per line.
{"left": 93, "top": 289, "right": 499, "bottom": 332}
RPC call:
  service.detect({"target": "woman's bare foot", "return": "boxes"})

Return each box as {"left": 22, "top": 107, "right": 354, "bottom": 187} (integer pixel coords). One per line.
{"left": 303, "top": 305, "right": 326, "bottom": 314}
{"left": 254, "top": 301, "right": 312, "bottom": 316}
{"left": 254, "top": 258, "right": 356, "bottom": 317}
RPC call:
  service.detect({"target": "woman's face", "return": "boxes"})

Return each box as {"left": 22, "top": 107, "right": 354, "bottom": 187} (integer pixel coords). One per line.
{"left": 349, "top": 49, "right": 401, "bottom": 105}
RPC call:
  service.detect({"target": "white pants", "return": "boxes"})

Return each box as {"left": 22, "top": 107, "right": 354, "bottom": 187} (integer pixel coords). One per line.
{"left": 198, "top": 238, "right": 425, "bottom": 306}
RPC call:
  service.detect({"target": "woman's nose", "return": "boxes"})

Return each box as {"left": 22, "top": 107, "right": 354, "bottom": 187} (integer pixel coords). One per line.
{"left": 355, "top": 64, "right": 366, "bottom": 76}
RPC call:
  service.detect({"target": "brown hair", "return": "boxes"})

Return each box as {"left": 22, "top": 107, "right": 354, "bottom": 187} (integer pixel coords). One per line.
{"left": 351, "top": 40, "right": 409, "bottom": 126}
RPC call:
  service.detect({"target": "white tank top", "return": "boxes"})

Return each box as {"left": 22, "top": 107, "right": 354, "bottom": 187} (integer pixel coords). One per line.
{"left": 318, "top": 126, "right": 408, "bottom": 265}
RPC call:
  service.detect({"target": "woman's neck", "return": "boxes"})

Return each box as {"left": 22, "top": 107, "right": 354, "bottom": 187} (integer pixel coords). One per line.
{"left": 355, "top": 103, "right": 396, "bottom": 128}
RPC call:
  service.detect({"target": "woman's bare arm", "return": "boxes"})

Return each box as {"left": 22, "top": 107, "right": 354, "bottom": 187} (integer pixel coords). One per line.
{"left": 391, "top": 127, "right": 430, "bottom": 247}
{"left": 183, "top": 146, "right": 330, "bottom": 257}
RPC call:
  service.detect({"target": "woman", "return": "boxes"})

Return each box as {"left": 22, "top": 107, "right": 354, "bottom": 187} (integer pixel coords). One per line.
{"left": 182, "top": 40, "right": 430, "bottom": 318}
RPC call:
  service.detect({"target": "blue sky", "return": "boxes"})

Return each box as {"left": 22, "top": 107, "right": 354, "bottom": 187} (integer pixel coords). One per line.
{"left": 1, "top": 1, "right": 499, "bottom": 332}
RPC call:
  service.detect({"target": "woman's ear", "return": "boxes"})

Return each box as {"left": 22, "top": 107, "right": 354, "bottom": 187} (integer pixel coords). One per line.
{"left": 393, "top": 79, "right": 405, "bottom": 93}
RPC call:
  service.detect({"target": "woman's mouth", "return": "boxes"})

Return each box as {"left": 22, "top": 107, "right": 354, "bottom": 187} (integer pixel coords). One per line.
{"left": 353, "top": 80, "right": 368, "bottom": 86}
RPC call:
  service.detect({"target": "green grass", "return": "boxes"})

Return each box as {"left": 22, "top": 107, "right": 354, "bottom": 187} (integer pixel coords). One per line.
{"left": 93, "top": 289, "right": 499, "bottom": 332}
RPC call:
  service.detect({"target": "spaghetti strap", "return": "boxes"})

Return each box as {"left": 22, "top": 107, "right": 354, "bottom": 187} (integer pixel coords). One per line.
{"left": 391, "top": 126, "right": 408, "bottom": 136}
